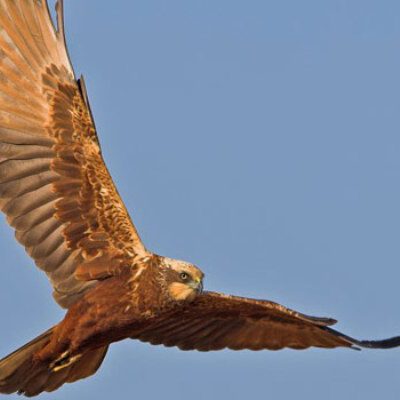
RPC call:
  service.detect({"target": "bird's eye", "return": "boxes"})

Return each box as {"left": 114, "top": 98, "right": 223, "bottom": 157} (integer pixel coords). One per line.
{"left": 180, "top": 272, "right": 189, "bottom": 281}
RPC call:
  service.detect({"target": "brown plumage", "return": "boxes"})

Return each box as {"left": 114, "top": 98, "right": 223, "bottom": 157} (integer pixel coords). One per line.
{"left": 0, "top": 0, "right": 399, "bottom": 397}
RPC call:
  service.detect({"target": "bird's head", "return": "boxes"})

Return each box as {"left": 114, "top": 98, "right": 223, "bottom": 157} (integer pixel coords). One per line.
{"left": 160, "top": 257, "right": 204, "bottom": 302}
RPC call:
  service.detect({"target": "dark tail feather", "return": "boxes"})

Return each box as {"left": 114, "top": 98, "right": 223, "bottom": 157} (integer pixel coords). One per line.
{"left": 0, "top": 328, "right": 108, "bottom": 397}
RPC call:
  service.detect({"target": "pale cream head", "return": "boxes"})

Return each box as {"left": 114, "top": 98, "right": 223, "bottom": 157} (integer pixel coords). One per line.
{"left": 161, "top": 257, "right": 204, "bottom": 302}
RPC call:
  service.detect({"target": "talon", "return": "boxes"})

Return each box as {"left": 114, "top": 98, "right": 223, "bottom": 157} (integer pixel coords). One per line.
{"left": 50, "top": 351, "right": 82, "bottom": 372}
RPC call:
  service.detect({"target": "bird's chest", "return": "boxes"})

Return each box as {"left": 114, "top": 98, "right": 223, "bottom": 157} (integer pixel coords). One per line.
{"left": 123, "top": 266, "right": 167, "bottom": 320}
{"left": 60, "top": 271, "right": 163, "bottom": 349}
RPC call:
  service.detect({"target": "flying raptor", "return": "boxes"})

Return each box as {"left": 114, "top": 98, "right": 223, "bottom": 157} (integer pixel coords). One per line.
{"left": 0, "top": 0, "right": 399, "bottom": 397}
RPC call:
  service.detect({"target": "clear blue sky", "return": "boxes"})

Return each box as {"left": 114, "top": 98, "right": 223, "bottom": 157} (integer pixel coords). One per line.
{"left": 1, "top": 1, "right": 400, "bottom": 399}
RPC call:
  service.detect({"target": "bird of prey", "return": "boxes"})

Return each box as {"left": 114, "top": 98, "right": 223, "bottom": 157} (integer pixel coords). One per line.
{"left": 0, "top": 0, "right": 399, "bottom": 397}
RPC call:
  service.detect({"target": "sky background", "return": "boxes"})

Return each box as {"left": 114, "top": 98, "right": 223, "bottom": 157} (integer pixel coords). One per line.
{"left": 1, "top": 0, "right": 400, "bottom": 399}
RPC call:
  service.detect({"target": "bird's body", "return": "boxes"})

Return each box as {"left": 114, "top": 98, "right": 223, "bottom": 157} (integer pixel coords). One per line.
{"left": 35, "top": 255, "right": 203, "bottom": 368}
{"left": 0, "top": 0, "right": 399, "bottom": 397}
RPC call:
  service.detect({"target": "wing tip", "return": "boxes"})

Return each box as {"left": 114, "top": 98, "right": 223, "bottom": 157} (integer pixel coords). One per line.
{"left": 299, "top": 313, "right": 338, "bottom": 327}
{"left": 325, "top": 326, "right": 400, "bottom": 350}
{"left": 55, "top": 0, "right": 65, "bottom": 37}
{"left": 355, "top": 335, "right": 400, "bottom": 350}
{"left": 54, "top": 0, "right": 76, "bottom": 78}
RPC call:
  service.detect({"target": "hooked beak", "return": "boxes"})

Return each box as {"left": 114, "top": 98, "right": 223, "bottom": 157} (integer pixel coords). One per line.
{"left": 191, "top": 277, "right": 203, "bottom": 293}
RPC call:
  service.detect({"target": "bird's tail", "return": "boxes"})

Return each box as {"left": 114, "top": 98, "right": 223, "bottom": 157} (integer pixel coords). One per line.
{"left": 0, "top": 328, "right": 108, "bottom": 397}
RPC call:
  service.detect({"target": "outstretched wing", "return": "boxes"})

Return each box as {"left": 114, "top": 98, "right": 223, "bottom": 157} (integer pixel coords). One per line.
{"left": 0, "top": 0, "right": 146, "bottom": 307}
{"left": 135, "top": 292, "right": 400, "bottom": 351}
